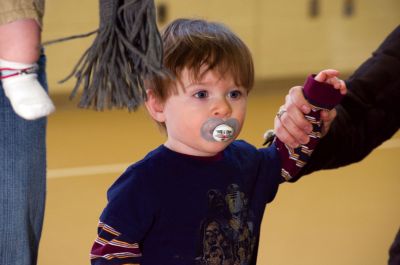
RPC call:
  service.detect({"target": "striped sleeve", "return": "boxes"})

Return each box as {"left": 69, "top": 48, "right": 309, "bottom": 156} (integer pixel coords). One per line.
{"left": 276, "top": 74, "right": 344, "bottom": 182}
{"left": 90, "top": 221, "right": 142, "bottom": 265}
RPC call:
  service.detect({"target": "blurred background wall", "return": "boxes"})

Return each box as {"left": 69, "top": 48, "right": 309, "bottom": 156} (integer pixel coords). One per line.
{"left": 39, "top": 1, "right": 400, "bottom": 265}
{"left": 43, "top": 0, "right": 400, "bottom": 93}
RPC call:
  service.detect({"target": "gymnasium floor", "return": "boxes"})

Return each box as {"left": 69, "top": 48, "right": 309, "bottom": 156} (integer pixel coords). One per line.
{"left": 37, "top": 81, "right": 399, "bottom": 265}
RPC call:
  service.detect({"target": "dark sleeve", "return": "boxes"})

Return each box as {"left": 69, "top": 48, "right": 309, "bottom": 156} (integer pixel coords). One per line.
{"left": 294, "top": 26, "right": 400, "bottom": 178}
{"left": 389, "top": 228, "right": 400, "bottom": 265}
{"left": 90, "top": 166, "right": 157, "bottom": 264}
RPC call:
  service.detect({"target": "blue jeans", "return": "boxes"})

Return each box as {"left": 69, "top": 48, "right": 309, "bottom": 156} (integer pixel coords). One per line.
{"left": 0, "top": 53, "right": 47, "bottom": 265}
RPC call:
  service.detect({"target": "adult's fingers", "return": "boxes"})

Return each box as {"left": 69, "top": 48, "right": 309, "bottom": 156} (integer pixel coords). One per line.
{"left": 274, "top": 105, "right": 310, "bottom": 147}
{"left": 274, "top": 112, "right": 302, "bottom": 148}
{"left": 320, "top": 108, "right": 337, "bottom": 136}
{"left": 314, "top": 69, "right": 339, "bottom": 82}
{"left": 286, "top": 86, "right": 313, "bottom": 133}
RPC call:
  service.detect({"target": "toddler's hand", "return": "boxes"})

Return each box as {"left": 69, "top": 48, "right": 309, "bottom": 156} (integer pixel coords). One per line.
{"left": 314, "top": 69, "right": 347, "bottom": 95}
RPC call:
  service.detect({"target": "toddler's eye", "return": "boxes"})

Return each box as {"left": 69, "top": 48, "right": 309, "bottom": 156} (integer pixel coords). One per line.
{"left": 194, "top": 90, "right": 208, "bottom": 99}
{"left": 228, "top": 90, "right": 242, "bottom": 99}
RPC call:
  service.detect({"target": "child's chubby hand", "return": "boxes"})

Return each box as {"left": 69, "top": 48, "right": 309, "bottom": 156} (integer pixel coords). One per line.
{"left": 314, "top": 69, "right": 347, "bottom": 95}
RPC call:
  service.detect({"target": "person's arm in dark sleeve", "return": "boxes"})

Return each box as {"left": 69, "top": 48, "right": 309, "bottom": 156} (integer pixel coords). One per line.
{"left": 292, "top": 26, "right": 400, "bottom": 178}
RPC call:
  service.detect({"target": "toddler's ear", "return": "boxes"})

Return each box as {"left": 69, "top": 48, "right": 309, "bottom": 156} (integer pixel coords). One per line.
{"left": 145, "top": 89, "right": 166, "bottom": 122}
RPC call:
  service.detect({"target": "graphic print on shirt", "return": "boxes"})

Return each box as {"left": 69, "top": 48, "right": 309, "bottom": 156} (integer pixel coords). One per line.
{"left": 196, "top": 184, "right": 256, "bottom": 265}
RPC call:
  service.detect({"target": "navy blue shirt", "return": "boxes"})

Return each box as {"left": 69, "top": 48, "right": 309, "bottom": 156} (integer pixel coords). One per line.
{"left": 91, "top": 140, "right": 283, "bottom": 265}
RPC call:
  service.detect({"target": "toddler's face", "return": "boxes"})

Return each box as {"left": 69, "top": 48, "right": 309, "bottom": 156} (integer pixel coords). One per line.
{"left": 163, "top": 68, "right": 248, "bottom": 156}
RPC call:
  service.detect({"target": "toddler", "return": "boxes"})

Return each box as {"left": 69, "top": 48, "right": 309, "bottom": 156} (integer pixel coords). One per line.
{"left": 90, "top": 18, "right": 345, "bottom": 265}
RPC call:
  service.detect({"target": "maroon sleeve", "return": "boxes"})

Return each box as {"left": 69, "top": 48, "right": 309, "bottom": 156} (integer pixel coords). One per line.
{"left": 90, "top": 221, "right": 142, "bottom": 264}
{"left": 275, "top": 74, "right": 344, "bottom": 181}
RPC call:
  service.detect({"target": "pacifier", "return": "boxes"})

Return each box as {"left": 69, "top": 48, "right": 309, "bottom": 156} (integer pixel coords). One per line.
{"left": 200, "top": 118, "right": 239, "bottom": 142}
{"left": 212, "top": 124, "right": 234, "bottom": 142}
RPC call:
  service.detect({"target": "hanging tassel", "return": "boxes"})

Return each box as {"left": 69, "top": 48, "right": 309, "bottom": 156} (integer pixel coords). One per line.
{"left": 45, "top": 0, "right": 165, "bottom": 111}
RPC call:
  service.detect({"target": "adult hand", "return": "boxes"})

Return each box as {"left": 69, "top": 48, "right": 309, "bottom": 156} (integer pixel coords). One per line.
{"left": 274, "top": 86, "right": 338, "bottom": 148}
{"left": 273, "top": 69, "right": 346, "bottom": 148}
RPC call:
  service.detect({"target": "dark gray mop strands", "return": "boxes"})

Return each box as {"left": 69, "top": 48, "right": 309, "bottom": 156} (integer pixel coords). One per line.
{"left": 44, "top": 0, "right": 165, "bottom": 111}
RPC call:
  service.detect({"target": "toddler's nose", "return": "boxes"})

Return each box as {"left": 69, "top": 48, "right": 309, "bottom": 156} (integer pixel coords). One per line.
{"left": 212, "top": 98, "right": 232, "bottom": 118}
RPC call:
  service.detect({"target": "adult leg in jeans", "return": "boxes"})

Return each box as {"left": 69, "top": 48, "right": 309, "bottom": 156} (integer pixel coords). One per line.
{"left": 0, "top": 52, "right": 47, "bottom": 265}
